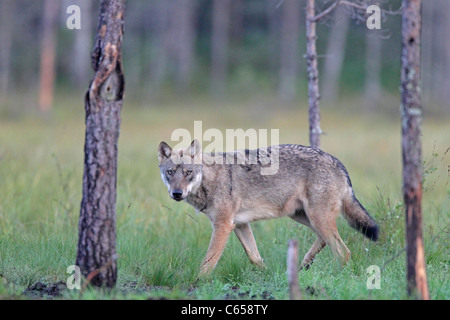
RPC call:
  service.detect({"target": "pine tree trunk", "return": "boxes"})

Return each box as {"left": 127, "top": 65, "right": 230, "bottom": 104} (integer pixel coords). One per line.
{"left": 287, "top": 239, "right": 302, "bottom": 300}
{"left": 211, "top": 0, "right": 231, "bottom": 98}
{"left": 364, "top": 32, "right": 382, "bottom": 112}
{"left": 76, "top": 0, "right": 126, "bottom": 288}
{"left": 435, "top": 0, "right": 450, "bottom": 107}
{"left": 420, "top": 0, "right": 433, "bottom": 106}
{"left": 267, "top": 0, "right": 281, "bottom": 75}
{"left": 71, "top": 0, "right": 94, "bottom": 88}
{"left": 148, "top": 0, "right": 170, "bottom": 96}
{"left": 306, "top": 0, "right": 321, "bottom": 148}
{"left": 322, "top": 6, "right": 350, "bottom": 104}
{"left": 278, "top": 0, "right": 301, "bottom": 103}
{"left": 231, "top": 0, "right": 244, "bottom": 44}
{"left": 0, "top": 0, "right": 14, "bottom": 97}
{"left": 174, "top": 0, "right": 196, "bottom": 93}
{"left": 38, "top": 0, "right": 60, "bottom": 113}
{"left": 400, "top": 0, "right": 429, "bottom": 300}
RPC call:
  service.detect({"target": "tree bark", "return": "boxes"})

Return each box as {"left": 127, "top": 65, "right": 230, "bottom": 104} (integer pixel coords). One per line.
{"left": 0, "top": 0, "right": 14, "bottom": 97}
{"left": 400, "top": 0, "right": 429, "bottom": 300}
{"left": 38, "top": 0, "right": 60, "bottom": 113}
{"left": 148, "top": 0, "right": 170, "bottom": 96}
{"left": 71, "top": 0, "right": 94, "bottom": 88}
{"left": 76, "top": 0, "right": 126, "bottom": 288}
{"left": 420, "top": 0, "right": 433, "bottom": 106}
{"left": 278, "top": 0, "right": 301, "bottom": 103}
{"left": 174, "top": 0, "right": 197, "bottom": 93}
{"left": 230, "top": 0, "right": 244, "bottom": 44}
{"left": 322, "top": 6, "right": 350, "bottom": 104}
{"left": 432, "top": 0, "right": 450, "bottom": 107}
{"left": 306, "top": 0, "right": 321, "bottom": 148}
{"left": 364, "top": 31, "right": 382, "bottom": 112}
{"left": 287, "top": 239, "right": 302, "bottom": 300}
{"left": 210, "top": 0, "right": 231, "bottom": 99}
{"left": 267, "top": 0, "right": 281, "bottom": 76}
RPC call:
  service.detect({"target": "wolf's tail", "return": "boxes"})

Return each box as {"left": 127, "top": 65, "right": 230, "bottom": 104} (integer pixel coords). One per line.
{"left": 342, "top": 191, "right": 379, "bottom": 241}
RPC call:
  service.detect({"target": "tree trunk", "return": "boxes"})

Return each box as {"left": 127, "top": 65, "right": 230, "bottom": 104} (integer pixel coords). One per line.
{"left": 210, "top": 0, "right": 231, "bottom": 99}
{"left": 306, "top": 0, "right": 321, "bottom": 148}
{"left": 364, "top": 31, "right": 382, "bottom": 112}
{"left": 400, "top": 0, "right": 429, "bottom": 300}
{"left": 71, "top": 0, "right": 94, "bottom": 88}
{"left": 76, "top": 0, "right": 126, "bottom": 289}
{"left": 174, "top": 0, "right": 197, "bottom": 93}
{"left": 0, "top": 0, "right": 14, "bottom": 98}
{"left": 322, "top": 6, "right": 350, "bottom": 104}
{"left": 420, "top": 0, "right": 433, "bottom": 106}
{"left": 432, "top": 0, "right": 450, "bottom": 107}
{"left": 267, "top": 0, "right": 281, "bottom": 76}
{"left": 287, "top": 239, "right": 302, "bottom": 300}
{"left": 443, "top": 1, "right": 450, "bottom": 108}
{"left": 38, "top": 0, "right": 60, "bottom": 113}
{"left": 230, "top": 0, "right": 244, "bottom": 44}
{"left": 278, "top": 0, "right": 301, "bottom": 103}
{"left": 148, "top": 0, "right": 170, "bottom": 96}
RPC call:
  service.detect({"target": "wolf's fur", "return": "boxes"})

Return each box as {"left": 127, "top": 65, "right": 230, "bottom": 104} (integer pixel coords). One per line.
{"left": 158, "top": 140, "right": 379, "bottom": 276}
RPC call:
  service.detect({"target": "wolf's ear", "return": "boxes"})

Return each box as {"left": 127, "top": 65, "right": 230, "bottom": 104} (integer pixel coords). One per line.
{"left": 158, "top": 141, "right": 172, "bottom": 164}
{"left": 187, "top": 139, "right": 202, "bottom": 160}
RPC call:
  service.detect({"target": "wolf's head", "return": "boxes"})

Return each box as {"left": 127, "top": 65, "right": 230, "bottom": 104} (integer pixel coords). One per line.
{"left": 158, "top": 139, "right": 203, "bottom": 201}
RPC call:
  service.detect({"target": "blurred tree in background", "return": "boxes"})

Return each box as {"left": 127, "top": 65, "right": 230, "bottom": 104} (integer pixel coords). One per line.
{"left": 38, "top": 0, "right": 60, "bottom": 113}
{"left": 0, "top": 0, "right": 448, "bottom": 115}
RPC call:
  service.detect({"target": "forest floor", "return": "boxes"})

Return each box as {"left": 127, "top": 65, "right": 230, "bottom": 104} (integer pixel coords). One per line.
{"left": 0, "top": 94, "right": 448, "bottom": 300}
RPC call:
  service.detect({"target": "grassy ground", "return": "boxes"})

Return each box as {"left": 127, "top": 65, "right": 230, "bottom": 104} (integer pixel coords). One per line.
{"left": 0, "top": 94, "right": 448, "bottom": 299}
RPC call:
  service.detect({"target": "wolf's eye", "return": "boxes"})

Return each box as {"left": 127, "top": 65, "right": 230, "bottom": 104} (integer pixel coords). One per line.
{"left": 167, "top": 170, "right": 173, "bottom": 176}
{"left": 186, "top": 170, "right": 192, "bottom": 176}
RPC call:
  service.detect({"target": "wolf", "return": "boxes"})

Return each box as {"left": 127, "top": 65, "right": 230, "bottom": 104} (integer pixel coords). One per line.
{"left": 158, "top": 139, "right": 379, "bottom": 276}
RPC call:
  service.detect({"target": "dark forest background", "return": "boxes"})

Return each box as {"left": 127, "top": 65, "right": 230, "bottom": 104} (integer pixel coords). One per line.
{"left": 0, "top": 0, "right": 449, "bottom": 115}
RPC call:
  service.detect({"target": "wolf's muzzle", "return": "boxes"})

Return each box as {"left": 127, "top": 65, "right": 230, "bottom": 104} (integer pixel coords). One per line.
{"left": 171, "top": 189, "right": 184, "bottom": 201}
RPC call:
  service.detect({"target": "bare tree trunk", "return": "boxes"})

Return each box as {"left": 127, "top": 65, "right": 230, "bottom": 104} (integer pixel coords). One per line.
{"left": 278, "top": 0, "right": 301, "bottom": 103}
{"left": 174, "top": 0, "right": 197, "bottom": 93}
{"left": 420, "top": 0, "right": 433, "bottom": 106}
{"left": 149, "top": 0, "right": 197, "bottom": 95}
{"left": 306, "top": 0, "right": 321, "bottom": 148}
{"left": 71, "top": 0, "right": 94, "bottom": 88}
{"left": 267, "top": 0, "right": 281, "bottom": 75}
{"left": 210, "top": 0, "right": 231, "bottom": 99}
{"left": 444, "top": 1, "right": 450, "bottom": 108}
{"left": 287, "top": 239, "right": 302, "bottom": 300}
{"left": 148, "top": 0, "right": 170, "bottom": 96}
{"left": 364, "top": 32, "right": 382, "bottom": 112}
{"left": 0, "top": 0, "right": 14, "bottom": 98}
{"left": 76, "top": 0, "right": 126, "bottom": 288}
{"left": 433, "top": 0, "right": 450, "bottom": 108}
{"left": 400, "top": 0, "right": 429, "bottom": 300}
{"left": 322, "top": 6, "right": 350, "bottom": 104}
{"left": 39, "top": 0, "right": 60, "bottom": 113}
{"left": 231, "top": 0, "right": 244, "bottom": 44}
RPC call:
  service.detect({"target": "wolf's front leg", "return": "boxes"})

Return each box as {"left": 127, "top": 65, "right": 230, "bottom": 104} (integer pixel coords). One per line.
{"left": 234, "top": 223, "right": 265, "bottom": 267}
{"left": 199, "top": 220, "right": 235, "bottom": 277}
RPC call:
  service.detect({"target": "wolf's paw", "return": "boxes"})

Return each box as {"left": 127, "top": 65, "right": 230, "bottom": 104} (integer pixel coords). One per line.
{"left": 253, "top": 258, "right": 266, "bottom": 269}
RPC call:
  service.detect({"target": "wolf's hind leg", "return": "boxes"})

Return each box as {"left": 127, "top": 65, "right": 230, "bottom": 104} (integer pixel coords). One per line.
{"left": 290, "top": 211, "right": 325, "bottom": 269}
{"left": 234, "top": 223, "right": 265, "bottom": 267}
{"left": 307, "top": 205, "right": 351, "bottom": 265}
{"left": 301, "top": 236, "right": 326, "bottom": 269}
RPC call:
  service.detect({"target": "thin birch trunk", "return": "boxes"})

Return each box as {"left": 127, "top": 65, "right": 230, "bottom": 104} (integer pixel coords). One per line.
{"left": 400, "top": 0, "right": 429, "bottom": 300}
{"left": 306, "top": 0, "right": 321, "bottom": 148}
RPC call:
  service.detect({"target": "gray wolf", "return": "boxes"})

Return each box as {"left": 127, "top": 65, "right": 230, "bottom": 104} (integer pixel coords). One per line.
{"left": 158, "top": 139, "right": 379, "bottom": 276}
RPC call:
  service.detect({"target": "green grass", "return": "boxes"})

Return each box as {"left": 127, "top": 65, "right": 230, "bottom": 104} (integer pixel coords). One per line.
{"left": 0, "top": 94, "right": 448, "bottom": 300}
